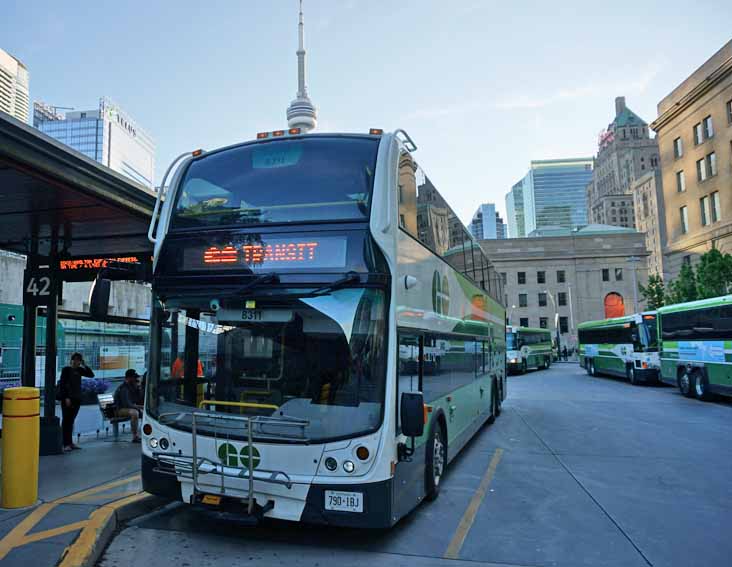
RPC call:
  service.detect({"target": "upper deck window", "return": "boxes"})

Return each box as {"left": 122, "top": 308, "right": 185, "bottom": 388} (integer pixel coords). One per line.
{"left": 171, "top": 137, "right": 379, "bottom": 229}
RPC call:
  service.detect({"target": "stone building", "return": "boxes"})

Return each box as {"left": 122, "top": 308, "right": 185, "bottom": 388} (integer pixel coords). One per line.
{"left": 650, "top": 40, "right": 732, "bottom": 280}
{"left": 587, "top": 97, "right": 660, "bottom": 229}
{"left": 632, "top": 170, "right": 666, "bottom": 278}
{"left": 477, "top": 227, "right": 649, "bottom": 348}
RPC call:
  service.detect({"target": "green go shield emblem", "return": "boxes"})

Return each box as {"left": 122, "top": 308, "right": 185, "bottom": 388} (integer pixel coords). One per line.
{"left": 217, "top": 443, "right": 260, "bottom": 469}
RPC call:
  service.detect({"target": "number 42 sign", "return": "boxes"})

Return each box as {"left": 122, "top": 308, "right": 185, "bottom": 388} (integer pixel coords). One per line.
{"left": 23, "top": 268, "right": 58, "bottom": 307}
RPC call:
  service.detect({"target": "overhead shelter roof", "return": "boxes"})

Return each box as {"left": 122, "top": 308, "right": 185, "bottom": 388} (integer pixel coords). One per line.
{"left": 0, "top": 111, "right": 155, "bottom": 259}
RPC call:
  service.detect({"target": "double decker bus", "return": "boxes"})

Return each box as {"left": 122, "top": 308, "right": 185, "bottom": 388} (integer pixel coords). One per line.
{"left": 578, "top": 312, "right": 659, "bottom": 384}
{"left": 505, "top": 326, "right": 552, "bottom": 374}
{"left": 140, "top": 129, "right": 506, "bottom": 527}
{"left": 658, "top": 295, "right": 732, "bottom": 400}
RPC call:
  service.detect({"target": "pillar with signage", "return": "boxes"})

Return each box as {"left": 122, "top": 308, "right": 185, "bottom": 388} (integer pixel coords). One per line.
{"left": 22, "top": 261, "right": 63, "bottom": 455}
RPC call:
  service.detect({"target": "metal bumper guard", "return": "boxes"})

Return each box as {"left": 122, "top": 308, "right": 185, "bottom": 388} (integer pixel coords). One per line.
{"left": 151, "top": 410, "right": 308, "bottom": 515}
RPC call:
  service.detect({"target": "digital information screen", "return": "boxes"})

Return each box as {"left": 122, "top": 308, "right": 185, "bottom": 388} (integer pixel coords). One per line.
{"left": 182, "top": 236, "right": 348, "bottom": 271}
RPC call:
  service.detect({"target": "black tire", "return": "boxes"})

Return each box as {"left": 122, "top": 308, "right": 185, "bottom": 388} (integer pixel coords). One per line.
{"left": 589, "top": 359, "right": 597, "bottom": 377}
{"left": 585, "top": 359, "right": 593, "bottom": 376}
{"left": 487, "top": 387, "right": 496, "bottom": 424}
{"left": 425, "top": 420, "right": 447, "bottom": 501}
{"left": 495, "top": 381, "right": 503, "bottom": 416}
{"left": 678, "top": 368, "right": 694, "bottom": 398}
{"left": 521, "top": 360, "right": 528, "bottom": 374}
{"left": 627, "top": 365, "right": 639, "bottom": 386}
{"left": 692, "top": 370, "right": 711, "bottom": 401}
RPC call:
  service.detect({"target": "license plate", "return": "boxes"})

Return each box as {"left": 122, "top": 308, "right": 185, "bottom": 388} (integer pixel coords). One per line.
{"left": 324, "top": 490, "right": 363, "bottom": 513}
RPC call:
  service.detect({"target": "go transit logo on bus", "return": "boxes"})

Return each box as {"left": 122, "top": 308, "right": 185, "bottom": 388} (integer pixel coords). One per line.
{"left": 217, "top": 443, "right": 261, "bottom": 469}
{"left": 432, "top": 271, "right": 450, "bottom": 316}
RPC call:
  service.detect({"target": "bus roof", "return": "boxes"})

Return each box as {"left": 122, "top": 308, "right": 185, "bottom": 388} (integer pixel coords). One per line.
{"left": 657, "top": 294, "right": 732, "bottom": 315}
{"left": 577, "top": 315, "right": 638, "bottom": 330}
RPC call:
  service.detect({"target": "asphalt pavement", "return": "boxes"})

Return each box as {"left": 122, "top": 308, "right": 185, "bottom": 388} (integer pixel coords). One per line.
{"left": 98, "top": 364, "right": 732, "bottom": 567}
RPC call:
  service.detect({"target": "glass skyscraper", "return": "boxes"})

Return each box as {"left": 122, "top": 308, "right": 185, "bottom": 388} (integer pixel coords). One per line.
{"left": 507, "top": 158, "right": 593, "bottom": 237}
{"left": 33, "top": 98, "right": 155, "bottom": 188}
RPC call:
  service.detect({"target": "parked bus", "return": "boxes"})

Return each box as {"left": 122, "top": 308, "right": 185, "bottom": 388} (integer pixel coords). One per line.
{"left": 139, "top": 129, "right": 506, "bottom": 527}
{"left": 506, "top": 326, "right": 552, "bottom": 373}
{"left": 658, "top": 295, "right": 732, "bottom": 400}
{"left": 578, "top": 312, "right": 659, "bottom": 384}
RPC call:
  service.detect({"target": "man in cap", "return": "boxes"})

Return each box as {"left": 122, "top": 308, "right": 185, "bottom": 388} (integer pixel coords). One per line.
{"left": 114, "top": 369, "right": 144, "bottom": 443}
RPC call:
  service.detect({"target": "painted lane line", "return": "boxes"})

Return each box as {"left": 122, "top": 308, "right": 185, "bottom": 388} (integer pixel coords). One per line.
{"left": 0, "top": 502, "right": 57, "bottom": 560}
{"left": 21, "top": 521, "right": 88, "bottom": 545}
{"left": 59, "top": 475, "right": 141, "bottom": 504}
{"left": 443, "top": 447, "right": 504, "bottom": 560}
{"left": 58, "top": 492, "right": 149, "bottom": 567}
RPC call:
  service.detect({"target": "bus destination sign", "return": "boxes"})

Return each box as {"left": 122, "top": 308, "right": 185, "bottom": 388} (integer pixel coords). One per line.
{"left": 183, "top": 236, "right": 348, "bottom": 271}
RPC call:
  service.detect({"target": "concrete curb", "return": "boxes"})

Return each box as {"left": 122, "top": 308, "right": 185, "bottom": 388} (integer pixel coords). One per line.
{"left": 58, "top": 493, "right": 166, "bottom": 567}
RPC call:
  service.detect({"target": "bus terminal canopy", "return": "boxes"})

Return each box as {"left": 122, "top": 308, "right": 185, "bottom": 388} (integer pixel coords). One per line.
{"left": 0, "top": 112, "right": 155, "bottom": 262}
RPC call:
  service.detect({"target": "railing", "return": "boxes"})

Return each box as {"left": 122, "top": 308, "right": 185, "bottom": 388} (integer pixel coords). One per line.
{"left": 152, "top": 409, "right": 309, "bottom": 515}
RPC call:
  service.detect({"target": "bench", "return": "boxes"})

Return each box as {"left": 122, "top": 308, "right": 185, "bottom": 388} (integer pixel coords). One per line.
{"left": 97, "top": 393, "right": 130, "bottom": 439}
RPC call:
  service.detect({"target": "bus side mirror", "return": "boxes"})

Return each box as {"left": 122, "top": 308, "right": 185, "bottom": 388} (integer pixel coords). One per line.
{"left": 89, "top": 276, "right": 111, "bottom": 319}
{"left": 400, "top": 392, "right": 424, "bottom": 438}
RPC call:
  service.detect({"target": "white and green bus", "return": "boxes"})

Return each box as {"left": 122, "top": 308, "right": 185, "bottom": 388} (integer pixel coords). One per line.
{"left": 658, "top": 295, "right": 732, "bottom": 400}
{"left": 578, "top": 312, "right": 659, "bottom": 384}
{"left": 139, "top": 128, "right": 506, "bottom": 528}
{"left": 506, "top": 326, "right": 552, "bottom": 374}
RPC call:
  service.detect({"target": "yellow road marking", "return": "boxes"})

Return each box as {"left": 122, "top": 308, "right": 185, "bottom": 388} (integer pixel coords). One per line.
{"left": 444, "top": 447, "right": 504, "bottom": 560}
{"left": 58, "top": 492, "right": 149, "bottom": 567}
{"left": 69, "top": 490, "right": 140, "bottom": 504}
{"left": 0, "top": 503, "right": 57, "bottom": 560}
{"left": 0, "top": 474, "right": 142, "bottom": 560}
{"left": 21, "top": 521, "right": 88, "bottom": 544}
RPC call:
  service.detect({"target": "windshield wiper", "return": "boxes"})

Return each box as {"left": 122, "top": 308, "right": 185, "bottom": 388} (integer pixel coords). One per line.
{"left": 232, "top": 272, "right": 280, "bottom": 296}
{"left": 309, "top": 271, "right": 360, "bottom": 296}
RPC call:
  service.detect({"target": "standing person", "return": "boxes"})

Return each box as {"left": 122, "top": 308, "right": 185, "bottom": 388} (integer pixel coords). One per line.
{"left": 562, "top": 346, "right": 568, "bottom": 361}
{"left": 58, "top": 352, "right": 94, "bottom": 453}
{"left": 114, "top": 369, "right": 144, "bottom": 443}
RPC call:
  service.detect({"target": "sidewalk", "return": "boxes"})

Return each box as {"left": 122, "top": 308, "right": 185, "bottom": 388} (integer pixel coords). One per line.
{"left": 0, "top": 434, "right": 162, "bottom": 566}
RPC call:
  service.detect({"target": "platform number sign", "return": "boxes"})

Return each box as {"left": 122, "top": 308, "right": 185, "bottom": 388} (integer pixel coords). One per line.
{"left": 23, "top": 268, "right": 57, "bottom": 306}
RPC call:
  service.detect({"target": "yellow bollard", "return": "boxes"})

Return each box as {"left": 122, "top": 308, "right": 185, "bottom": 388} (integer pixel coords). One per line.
{"left": 1, "top": 387, "right": 40, "bottom": 508}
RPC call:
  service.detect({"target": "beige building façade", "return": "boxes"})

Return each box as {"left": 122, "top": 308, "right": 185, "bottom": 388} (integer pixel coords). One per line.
{"left": 650, "top": 40, "right": 732, "bottom": 280}
{"left": 632, "top": 170, "right": 666, "bottom": 278}
{"left": 477, "top": 227, "right": 649, "bottom": 348}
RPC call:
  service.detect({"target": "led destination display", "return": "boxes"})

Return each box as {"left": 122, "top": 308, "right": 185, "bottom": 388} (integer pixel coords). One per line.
{"left": 182, "top": 236, "right": 348, "bottom": 271}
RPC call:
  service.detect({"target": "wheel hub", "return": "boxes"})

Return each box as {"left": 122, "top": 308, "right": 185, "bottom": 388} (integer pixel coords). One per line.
{"left": 433, "top": 437, "right": 445, "bottom": 484}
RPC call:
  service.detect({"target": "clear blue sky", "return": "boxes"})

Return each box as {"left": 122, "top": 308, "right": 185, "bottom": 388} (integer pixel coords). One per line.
{"left": 3, "top": 0, "right": 731, "bottom": 224}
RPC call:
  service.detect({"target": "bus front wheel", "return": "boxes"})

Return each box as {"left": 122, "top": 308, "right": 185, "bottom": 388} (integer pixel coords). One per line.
{"left": 627, "top": 365, "right": 639, "bottom": 386}
{"left": 425, "top": 421, "right": 446, "bottom": 501}
{"left": 678, "top": 368, "right": 694, "bottom": 398}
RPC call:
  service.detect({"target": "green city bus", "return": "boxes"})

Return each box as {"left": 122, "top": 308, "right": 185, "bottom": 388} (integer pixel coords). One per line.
{"left": 506, "top": 326, "right": 552, "bottom": 374}
{"left": 658, "top": 294, "right": 732, "bottom": 400}
{"left": 578, "top": 312, "right": 659, "bottom": 384}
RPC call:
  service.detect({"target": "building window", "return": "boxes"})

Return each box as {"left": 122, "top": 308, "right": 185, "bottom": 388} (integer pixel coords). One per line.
{"left": 538, "top": 293, "right": 547, "bottom": 307}
{"left": 539, "top": 317, "right": 548, "bottom": 329}
{"left": 702, "top": 115, "right": 714, "bottom": 139}
{"left": 602, "top": 268, "right": 609, "bottom": 282}
{"left": 518, "top": 271, "right": 526, "bottom": 285}
{"left": 676, "top": 170, "right": 686, "bottom": 192}
{"left": 558, "top": 292, "right": 567, "bottom": 306}
{"left": 650, "top": 156, "right": 658, "bottom": 168}
{"left": 700, "top": 195, "right": 710, "bottom": 226}
{"left": 399, "top": 214, "right": 406, "bottom": 228}
{"left": 519, "top": 293, "right": 528, "bottom": 307}
{"left": 557, "top": 270, "right": 565, "bottom": 283}
{"left": 604, "top": 293, "right": 625, "bottom": 318}
{"left": 711, "top": 192, "right": 720, "bottom": 223}
{"left": 501, "top": 272, "right": 507, "bottom": 285}
{"left": 727, "top": 99, "right": 732, "bottom": 124}
{"left": 683, "top": 255, "right": 691, "bottom": 266}
{"left": 673, "top": 137, "right": 683, "bottom": 158}
{"left": 680, "top": 206, "right": 689, "bottom": 234}
{"left": 559, "top": 317, "right": 569, "bottom": 334}
{"left": 398, "top": 185, "right": 404, "bottom": 204}
{"left": 707, "top": 152, "right": 717, "bottom": 177}
{"left": 693, "top": 122, "right": 703, "bottom": 145}
{"left": 537, "top": 271, "right": 546, "bottom": 284}
{"left": 615, "top": 268, "right": 623, "bottom": 281}
{"left": 520, "top": 317, "right": 529, "bottom": 328}
{"left": 696, "top": 158, "right": 707, "bottom": 182}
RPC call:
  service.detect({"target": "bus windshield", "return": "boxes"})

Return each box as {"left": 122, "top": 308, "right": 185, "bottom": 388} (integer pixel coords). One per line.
{"left": 506, "top": 332, "right": 517, "bottom": 349}
{"left": 639, "top": 318, "right": 658, "bottom": 351}
{"left": 170, "top": 137, "right": 379, "bottom": 228}
{"left": 148, "top": 288, "right": 387, "bottom": 442}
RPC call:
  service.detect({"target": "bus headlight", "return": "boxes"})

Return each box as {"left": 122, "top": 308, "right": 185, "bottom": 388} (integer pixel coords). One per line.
{"left": 159, "top": 438, "right": 170, "bottom": 451}
{"left": 149, "top": 437, "right": 158, "bottom": 449}
{"left": 343, "top": 460, "right": 355, "bottom": 474}
{"left": 325, "top": 457, "right": 338, "bottom": 471}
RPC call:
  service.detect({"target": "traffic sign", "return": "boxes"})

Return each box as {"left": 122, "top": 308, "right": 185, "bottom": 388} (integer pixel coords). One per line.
{"left": 23, "top": 267, "right": 58, "bottom": 307}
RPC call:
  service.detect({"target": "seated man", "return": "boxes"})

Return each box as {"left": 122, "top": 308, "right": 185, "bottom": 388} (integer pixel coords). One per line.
{"left": 114, "top": 369, "right": 144, "bottom": 443}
